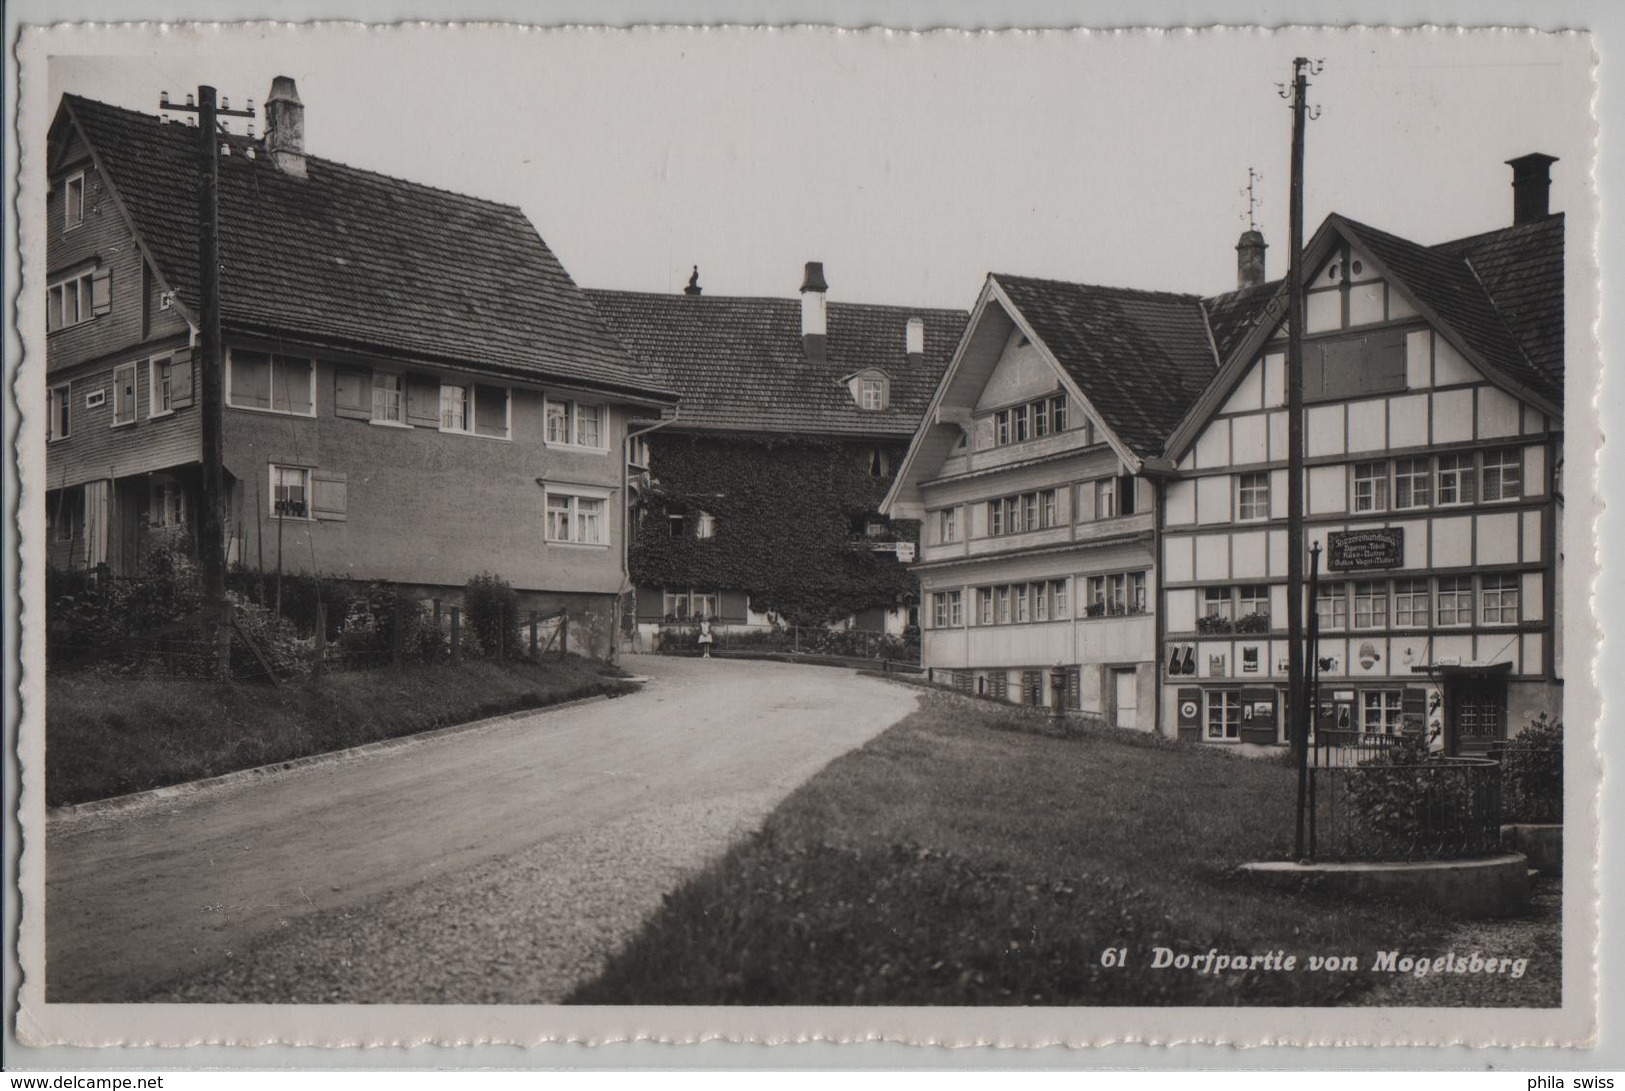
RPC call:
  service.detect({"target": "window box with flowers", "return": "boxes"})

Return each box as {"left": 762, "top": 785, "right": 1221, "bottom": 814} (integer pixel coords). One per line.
{"left": 1234, "top": 611, "right": 1272, "bottom": 634}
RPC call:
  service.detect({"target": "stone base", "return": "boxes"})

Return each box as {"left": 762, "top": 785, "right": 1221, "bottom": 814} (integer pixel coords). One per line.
{"left": 1239, "top": 853, "right": 1531, "bottom": 919}
{"left": 1502, "top": 824, "right": 1563, "bottom": 878}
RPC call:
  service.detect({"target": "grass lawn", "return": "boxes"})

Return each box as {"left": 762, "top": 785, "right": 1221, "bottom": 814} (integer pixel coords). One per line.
{"left": 570, "top": 688, "right": 1483, "bottom": 1006}
{"left": 46, "top": 657, "right": 634, "bottom": 807}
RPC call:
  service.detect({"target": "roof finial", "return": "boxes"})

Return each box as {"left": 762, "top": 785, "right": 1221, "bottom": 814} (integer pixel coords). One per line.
{"left": 1245, "top": 166, "right": 1260, "bottom": 231}
{"left": 684, "top": 265, "right": 702, "bottom": 296}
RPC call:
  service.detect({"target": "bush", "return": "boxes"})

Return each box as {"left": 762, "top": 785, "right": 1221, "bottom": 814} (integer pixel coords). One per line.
{"left": 464, "top": 573, "right": 521, "bottom": 658}
{"left": 1341, "top": 734, "right": 1492, "bottom": 859}
{"left": 1500, "top": 714, "right": 1563, "bottom": 824}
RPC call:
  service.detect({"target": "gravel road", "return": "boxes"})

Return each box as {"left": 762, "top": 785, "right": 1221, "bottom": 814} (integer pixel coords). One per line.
{"left": 46, "top": 657, "right": 919, "bottom": 1002}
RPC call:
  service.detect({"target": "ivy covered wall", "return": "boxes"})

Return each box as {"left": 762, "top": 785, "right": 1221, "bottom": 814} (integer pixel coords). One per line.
{"left": 631, "top": 433, "right": 921, "bottom": 624}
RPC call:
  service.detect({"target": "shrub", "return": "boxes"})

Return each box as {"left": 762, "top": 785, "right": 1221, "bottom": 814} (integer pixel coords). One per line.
{"left": 464, "top": 573, "right": 521, "bottom": 658}
{"left": 1500, "top": 714, "right": 1563, "bottom": 824}
{"left": 1341, "top": 734, "right": 1492, "bottom": 859}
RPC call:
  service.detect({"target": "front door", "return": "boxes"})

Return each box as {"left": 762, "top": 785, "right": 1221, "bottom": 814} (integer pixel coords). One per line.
{"left": 1113, "top": 668, "right": 1138, "bottom": 729}
{"left": 1449, "top": 680, "right": 1508, "bottom": 753}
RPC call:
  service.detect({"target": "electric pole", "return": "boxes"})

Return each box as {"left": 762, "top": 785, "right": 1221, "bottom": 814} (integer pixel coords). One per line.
{"left": 161, "top": 86, "right": 254, "bottom": 616}
{"left": 1283, "top": 58, "right": 1321, "bottom": 859}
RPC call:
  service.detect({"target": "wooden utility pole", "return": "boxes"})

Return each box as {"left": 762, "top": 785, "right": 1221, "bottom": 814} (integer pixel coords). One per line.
{"left": 161, "top": 86, "right": 254, "bottom": 616}
{"left": 1284, "top": 57, "right": 1321, "bottom": 859}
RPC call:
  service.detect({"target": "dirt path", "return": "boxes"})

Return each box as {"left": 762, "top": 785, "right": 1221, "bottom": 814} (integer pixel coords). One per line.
{"left": 45, "top": 657, "right": 918, "bottom": 1002}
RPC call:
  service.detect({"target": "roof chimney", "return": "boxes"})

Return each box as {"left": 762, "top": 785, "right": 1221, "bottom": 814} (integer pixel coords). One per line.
{"left": 905, "top": 317, "right": 925, "bottom": 365}
{"left": 264, "top": 76, "right": 306, "bottom": 179}
{"left": 1235, "top": 229, "right": 1267, "bottom": 289}
{"left": 800, "top": 261, "right": 828, "bottom": 362}
{"left": 1506, "top": 153, "right": 1558, "bottom": 225}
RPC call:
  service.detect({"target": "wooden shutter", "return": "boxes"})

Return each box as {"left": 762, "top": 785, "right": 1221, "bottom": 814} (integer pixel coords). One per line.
{"left": 1077, "top": 480, "right": 1096, "bottom": 522}
{"left": 169, "top": 349, "right": 195, "bottom": 408}
{"left": 405, "top": 375, "right": 440, "bottom": 427}
{"left": 634, "top": 587, "right": 665, "bottom": 622}
{"left": 334, "top": 368, "right": 371, "bottom": 419}
{"left": 1119, "top": 474, "right": 1137, "bottom": 515}
{"left": 474, "top": 384, "right": 509, "bottom": 437}
{"left": 1239, "top": 686, "right": 1277, "bottom": 745}
{"left": 1373, "top": 328, "right": 1407, "bottom": 390}
{"left": 91, "top": 267, "right": 111, "bottom": 316}
{"left": 720, "top": 589, "right": 750, "bottom": 622}
{"left": 311, "top": 470, "right": 348, "bottom": 521}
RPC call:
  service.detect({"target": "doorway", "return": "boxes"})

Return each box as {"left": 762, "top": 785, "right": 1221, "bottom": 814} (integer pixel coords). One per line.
{"left": 1113, "top": 668, "right": 1138, "bottom": 729}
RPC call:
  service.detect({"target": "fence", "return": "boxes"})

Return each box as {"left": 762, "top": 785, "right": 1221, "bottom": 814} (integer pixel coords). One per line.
{"left": 1490, "top": 737, "right": 1563, "bottom": 824}
{"left": 1304, "top": 754, "right": 1503, "bottom": 862}
{"left": 654, "top": 621, "right": 920, "bottom": 665}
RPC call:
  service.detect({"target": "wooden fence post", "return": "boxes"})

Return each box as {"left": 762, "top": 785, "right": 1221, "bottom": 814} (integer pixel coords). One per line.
{"left": 529, "top": 611, "right": 539, "bottom": 660}
{"left": 313, "top": 602, "right": 327, "bottom": 684}
{"left": 450, "top": 607, "right": 461, "bottom": 666}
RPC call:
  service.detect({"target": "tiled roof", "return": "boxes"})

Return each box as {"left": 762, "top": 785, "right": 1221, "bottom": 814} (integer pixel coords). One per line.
{"left": 583, "top": 289, "right": 967, "bottom": 436}
{"left": 60, "top": 95, "right": 669, "bottom": 399}
{"left": 1203, "top": 280, "right": 1283, "bottom": 363}
{"left": 992, "top": 274, "right": 1220, "bottom": 459}
{"left": 1334, "top": 214, "right": 1561, "bottom": 406}
{"left": 1434, "top": 214, "right": 1565, "bottom": 392}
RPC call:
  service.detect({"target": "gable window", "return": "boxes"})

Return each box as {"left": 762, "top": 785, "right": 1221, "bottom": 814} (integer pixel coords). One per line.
{"left": 1437, "top": 453, "right": 1476, "bottom": 506}
{"left": 1095, "top": 476, "right": 1118, "bottom": 519}
{"left": 545, "top": 491, "right": 607, "bottom": 545}
{"left": 992, "top": 393, "right": 1068, "bottom": 447}
{"left": 1482, "top": 448, "right": 1523, "bottom": 502}
{"left": 149, "top": 356, "right": 174, "bottom": 417}
{"left": 1395, "top": 457, "right": 1431, "bottom": 509}
{"left": 1353, "top": 461, "right": 1389, "bottom": 513}
{"left": 270, "top": 464, "right": 311, "bottom": 519}
{"left": 544, "top": 398, "right": 606, "bottom": 449}
{"left": 1481, "top": 574, "right": 1520, "bottom": 623}
{"left": 1237, "top": 472, "right": 1270, "bottom": 521}
{"left": 858, "top": 378, "right": 887, "bottom": 411}
{"left": 938, "top": 507, "right": 959, "bottom": 544}
{"left": 1436, "top": 576, "right": 1474, "bottom": 626}
{"left": 47, "top": 384, "right": 70, "bottom": 441}
{"left": 229, "top": 350, "right": 314, "bottom": 416}
{"left": 63, "top": 172, "right": 85, "bottom": 230}
{"left": 372, "top": 372, "right": 403, "bottom": 423}
{"left": 111, "top": 363, "right": 138, "bottom": 426}
{"left": 47, "top": 270, "right": 96, "bottom": 332}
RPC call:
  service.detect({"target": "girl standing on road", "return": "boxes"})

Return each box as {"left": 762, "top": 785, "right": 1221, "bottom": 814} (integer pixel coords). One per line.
{"left": 698, "top": 616, "right": 713, "bottom": 659}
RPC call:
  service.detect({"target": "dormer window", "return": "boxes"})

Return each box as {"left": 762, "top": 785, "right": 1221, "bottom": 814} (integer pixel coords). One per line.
{"left": 859, "top": 378, "right": 887, "bottom": 410}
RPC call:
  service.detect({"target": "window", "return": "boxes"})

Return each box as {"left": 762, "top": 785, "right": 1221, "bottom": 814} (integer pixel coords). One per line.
{"left": 1204, "top": 586, "right": 1234, "bottom": 621}
{"left": 1107, "top": 573, "right": 1128, "bottom": 615}
{"left": 995, "top": 410, "right": 1011, "bottom": 446}
{"left": 663, "top": 591, "right": 690, "bottom": 620}
{"left": 545, "top": 491, "right": 607, "bottom": 545}
{"left": 270, "top": 464, "right": 310, "bottom": 519}
{"left": 111, "top": 363, "right": 138, "bottom": 426}
{"left": 979, "top": 588, "right": 994, "bottom": 626}
{"left": 1237, "top": 472, "right": 1270, "bottom": 520}
{"left": 858, "top": 378, "right": 886, "bottom": 410}
{"left": 1481, "top": 574, "right": 1520, "bottom": 623}
{"left": 1482, "top": 448, "right": 1522, "bottom": 502}
{"left": 1437, "top": 576, "right": 1474, "bottom": 626}
{"left": 1353, "top": 461, "right": 1389, "bottom": 513}
{"left": 64, "top": 172, "right": 85, "bottom": 230}
{"left": 149, "top": 356, "right": 174, "bottom": 417}
{"left": 47, "top": 271, "right": 94, "bottom": 332}
{"left": 1353, "top": 580, "right": 1388, "bottom": 628}
{"left": 1033, "top": 582, "right": 1050, "bottom": 622}
{"left": 1015, "top": 585, "right": 1030, "bottom": 623}
{"left": 544, "top": 399, "right": 606, "bottom": 449}
{"left": 441, "top": 383, "right": 510, "bottom": 437}
{"left": 1394, "top": 578, "right": 1430, "bottom": 626}
{"left": 989, "top": 490, "right": 1059, "bottom": 535}
{"left": 1361, "top": 690, "right": 1404, "bottom": 736}
{"left": 1437, "top": 453, "right": 1476, "bottom": 506}
{"left": 1315, "top": 582, "right": 1347, "bottom": 631}
{"left": 229, "top": 350, "right": 314, "bottom": 415}
{"left": 372, "top": 372, "right": 403, "bottom": 423}
{"left": 546, "top": 400, "right": 570, "bottom": 444}
{"left": 149, "top": 478, "right": 186, "bottom": 528}
{"left": 1395, "top": 457, "right": 1431, "bottom": 509}
{"left": 996, "top": 586, "right": 1012, "bottom": 624}
{"left": 576, "top": 404, "right": 603, "bottom": 448}
{"left": 991, "top": 394, "right": 1068, "bottom": 446}
{"left": 691, "top": 592, "right": 719, "bottom": 620}
{"left": 1095, "top": 476, "right": 1118, "bottom": 519}
{"left": 47, "top": 384, "right": 70, "bottom": 441}
{"left": 1050, "top": 395, "right": 1068, "bottom": 432}
{"left": 1085, "top": 576, "right": 1106, "bottom": 615}
{"left": 988, "top": 498, "right": 1004, "bottom": 536}
{"left": 1206, "top": 690, "right": 1242, "bottom": 740}
{"left": 695, "top": 511, "right": 718, "bottom": 540}
{"left": 1051, "top": 578, "right": 1070, "bottom": 620}
{"left": 441, "top": 383, "right": 470, "bottom": 431}
{"left": 938, "top": 507, "right": 959, "bottom": 543}
{"left": 668, "top": 514, "right": 685, "bottom": 539}
{"left": 1128, "top": 572, "right": 1147, "bottom": 614}
{"left": 1032, "top": 398, "right": 1050, "bottom": 437}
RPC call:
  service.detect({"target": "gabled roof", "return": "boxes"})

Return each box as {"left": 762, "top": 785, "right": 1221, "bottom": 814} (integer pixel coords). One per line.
{"left": 990, "top": 274, "right": 1220, "bottom": 459}
{"left": 55, "top": 94, "right": 671, "bottom": 401}
{"left": 1433, "top": 213, "right": 1564, "bottom": 390}
{"left": 583, "top": 289, "right": 967, "bottom": 437}
{"left": 1332, "top": 213, "right": 1561, "bottom": 406}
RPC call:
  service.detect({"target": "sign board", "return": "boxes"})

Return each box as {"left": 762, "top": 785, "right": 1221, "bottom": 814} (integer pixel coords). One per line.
{"left": 894, "top": 541, "right": 916, "bottom": 562}
{"left": 1327, "top": 527, "right": 1403, "bottom": 571}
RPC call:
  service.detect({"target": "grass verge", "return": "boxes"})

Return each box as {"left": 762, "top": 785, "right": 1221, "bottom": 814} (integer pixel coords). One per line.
{"left": 46, "top": 657, "right": 634, "bottom": 807}
{"left": 570, "top": 690, "right": 1498, "bottom": 1006}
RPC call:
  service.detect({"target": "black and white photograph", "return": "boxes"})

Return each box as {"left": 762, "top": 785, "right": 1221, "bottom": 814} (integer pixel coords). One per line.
{"left": 6, "top": 14, "right": 1604, "bottom": 1055}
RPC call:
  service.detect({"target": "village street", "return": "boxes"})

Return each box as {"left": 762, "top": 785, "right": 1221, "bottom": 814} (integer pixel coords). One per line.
{"left": 45, "top": 657, "right": 919, "bottom": 1002}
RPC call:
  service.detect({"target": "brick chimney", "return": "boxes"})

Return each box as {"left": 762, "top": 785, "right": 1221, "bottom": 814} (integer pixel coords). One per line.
{"left": 1506, "top": 153, "right": 1558, "bottom": 225}
{"left": 265, "top": 76, "right": 307, "bottom": 179}
{"left": 800, "top": 261, "right": 828, "bottom": 362}
{"left": 1236, "top": 229, "right": 1267, "bottom": 289}
{"left": 905, "top": 317, "right": 925, "bottom": 365}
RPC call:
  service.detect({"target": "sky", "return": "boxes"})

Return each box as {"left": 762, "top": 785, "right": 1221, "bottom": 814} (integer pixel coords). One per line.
{"left": 39, "top": 24, "right": 1594, "bottom": 312}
